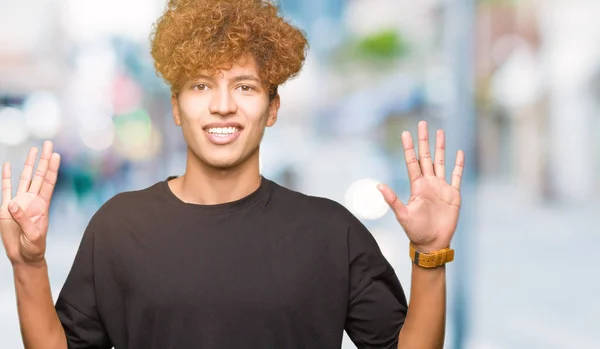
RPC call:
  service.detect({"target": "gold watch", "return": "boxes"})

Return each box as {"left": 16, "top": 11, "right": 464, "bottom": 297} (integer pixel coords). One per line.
{"left": 409, "top": 243, "right": 455, "bottom": 268}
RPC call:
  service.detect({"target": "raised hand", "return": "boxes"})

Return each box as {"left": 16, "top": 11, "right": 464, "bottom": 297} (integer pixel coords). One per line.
{"left": 378, "top": 121, "right": 464, "bottom": 252}
{"left": 0, "top": 141, "right": 61, "bottom": 266}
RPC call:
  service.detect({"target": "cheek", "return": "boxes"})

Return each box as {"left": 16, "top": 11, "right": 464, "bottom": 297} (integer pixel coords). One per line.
{"left": 237, "top": 98, "right": 270, "bottom": 125}
{"left": 179, "top": 100, "right": 207, "bottom": 127}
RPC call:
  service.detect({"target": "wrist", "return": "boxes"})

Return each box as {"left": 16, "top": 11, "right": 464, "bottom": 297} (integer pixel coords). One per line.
{"left": 411, "top": 242, "right": 450, "bottom": 253}
{"left": 12, "top": 258, "right": 48, "bottom": 272}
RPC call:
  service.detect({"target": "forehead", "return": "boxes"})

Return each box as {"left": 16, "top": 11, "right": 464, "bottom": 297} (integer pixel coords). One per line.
{"left": 201, "top": 54, "right": 261, "bottom": 80}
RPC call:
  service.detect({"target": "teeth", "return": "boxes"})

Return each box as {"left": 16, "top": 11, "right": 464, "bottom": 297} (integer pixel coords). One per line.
{"left": 207, "top": 127, "right": 239, "bottom": 135}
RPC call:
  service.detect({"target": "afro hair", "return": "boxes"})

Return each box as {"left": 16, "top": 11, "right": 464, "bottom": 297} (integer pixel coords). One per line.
{"left": 150, "top": 0, "right": 309, "bottom": 96}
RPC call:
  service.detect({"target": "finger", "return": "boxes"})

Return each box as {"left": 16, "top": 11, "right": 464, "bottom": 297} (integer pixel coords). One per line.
{"left": 433, "top": 129, "right": 446, "bottom": 180}
{"left": 377, "top": 183, "right": 408, "bottom": 223}
{"left": 451, "top": 150, "right": 465, "bottom": 190}
{"left": 2, "top": 163, "right": 11, "bottom": 207}
{"left": 17, "top": 147, "right": 38, "bottom": 194}
{"left": 402, "top": 131, "right": 422, "bottom": 184}
{"left": 29, "top": 141, "right": 53, "bottom": 195}
{"left": 8, "top": 201, "right": 37, "bottom": 235}
{"left": 417, "top": 121, "right": 434, "bottom": 176}
{"left": 39, "top": 153, "right": 60, "bottom": 204}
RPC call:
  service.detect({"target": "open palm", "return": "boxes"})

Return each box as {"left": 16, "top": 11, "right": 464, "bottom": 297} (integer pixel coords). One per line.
{"left": 378, "top": 121, "right": 464, "bottom": 252}
{"left": 0, "top": 142, "right": 61, "bottom": 266}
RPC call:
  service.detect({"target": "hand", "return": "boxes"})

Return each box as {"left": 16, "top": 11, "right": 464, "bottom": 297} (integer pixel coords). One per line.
{"left": 0, "top": 141, "right": 61, "bottom": 266}
{"left": 378, "top": 121, "right": 464, "bottom": 252}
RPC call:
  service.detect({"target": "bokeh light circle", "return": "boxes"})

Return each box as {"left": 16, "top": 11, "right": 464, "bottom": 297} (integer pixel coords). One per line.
{"left": 344, "top": 178, "right": 390, "bottom": 220}
{"left": 0, "top": 107, "right": 29, "bottom": 146}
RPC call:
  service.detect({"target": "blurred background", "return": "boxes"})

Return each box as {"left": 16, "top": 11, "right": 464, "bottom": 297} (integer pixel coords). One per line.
{"left": 1, "top": 0, "right": 599, "bottom": 348}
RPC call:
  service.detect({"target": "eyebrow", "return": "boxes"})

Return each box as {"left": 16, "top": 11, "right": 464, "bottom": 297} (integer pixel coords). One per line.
{"left": 194, "top": 74, "right": 261, "bottom": 83}
{"left": 231, "top": 75, "right": 260, "bottom": 83}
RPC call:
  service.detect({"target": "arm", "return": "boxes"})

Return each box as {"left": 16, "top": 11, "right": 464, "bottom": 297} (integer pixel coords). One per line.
{"left": 397, "top": 265, "right": 446, "bottom": 349}
{"left": 1, "top": 142, "right": 67, "bottom": 349}
{"left": 13, "top": 261, "right": 67, "bottom": 349}
{"left": 378, "top": 120, "right": 465, "bottom": 349}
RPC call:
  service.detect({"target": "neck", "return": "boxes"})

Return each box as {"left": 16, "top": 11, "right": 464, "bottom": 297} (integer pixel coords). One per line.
{"left": 171, "top": 148, "right": 262, "bottom": 205}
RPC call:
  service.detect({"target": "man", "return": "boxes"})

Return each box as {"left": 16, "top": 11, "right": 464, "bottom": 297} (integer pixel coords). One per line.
{"left": 0, "top": 0, "right": 464, "bottom": 348}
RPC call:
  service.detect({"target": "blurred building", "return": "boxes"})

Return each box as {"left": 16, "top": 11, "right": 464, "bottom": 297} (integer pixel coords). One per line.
{"left": 476, "top": 0, "right": 600, "bottom": 204}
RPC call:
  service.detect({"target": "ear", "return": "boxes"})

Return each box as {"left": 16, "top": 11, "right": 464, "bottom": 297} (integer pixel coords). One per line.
{"left": 171, "top": 93, "right": 182, "bottom": 126}
{"left": 266, "top": 94, "right": 280, "bottom": 128}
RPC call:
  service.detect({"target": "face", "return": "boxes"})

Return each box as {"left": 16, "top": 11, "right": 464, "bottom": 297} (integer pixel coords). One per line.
{"left": 172, "top": 55, "right": 280, "bottom": 170}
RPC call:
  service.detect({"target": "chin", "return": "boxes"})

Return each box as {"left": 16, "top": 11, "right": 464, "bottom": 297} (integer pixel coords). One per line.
{"left": 199, "top": 150, "right": 254, "bottom": 171}
{"left": 204, "top": 158, "right": 243, "bottom": 170}
{"left": 189, "top": 142, "right": 259, "bottom": 172}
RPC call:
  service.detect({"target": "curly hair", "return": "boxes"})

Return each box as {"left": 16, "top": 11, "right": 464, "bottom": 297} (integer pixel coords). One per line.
{"left": 150, "top": 0, "right": 309, "bottom": 97}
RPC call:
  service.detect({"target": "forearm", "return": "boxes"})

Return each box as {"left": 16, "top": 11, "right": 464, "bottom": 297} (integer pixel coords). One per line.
{"left": 13, "top": 260, "right": 67, "bottom": 349}
{"left": 397, "top": 264, "right": 446, "bottom": 349}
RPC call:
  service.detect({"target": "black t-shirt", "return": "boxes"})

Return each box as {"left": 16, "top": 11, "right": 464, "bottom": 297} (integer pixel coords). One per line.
{"left": 55, "top": 176, "right": 407, "bottom": 349}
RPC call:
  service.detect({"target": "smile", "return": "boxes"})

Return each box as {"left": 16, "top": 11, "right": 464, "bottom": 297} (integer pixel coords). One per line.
{"left": 206, "top": 127, "right": 240, "bottom": 136}
{"left": 203, "top": 124, "right": 243, "bottom": 145}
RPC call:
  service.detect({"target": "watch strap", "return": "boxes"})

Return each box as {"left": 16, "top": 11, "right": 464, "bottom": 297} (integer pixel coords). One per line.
{"left": 409, "top": 243, "right": 454, "bottom": 268}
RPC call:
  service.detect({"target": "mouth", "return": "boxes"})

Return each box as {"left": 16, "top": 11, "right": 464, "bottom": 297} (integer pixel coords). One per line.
{"left": 203, "top": 123, "right": 243, "bottom": 145}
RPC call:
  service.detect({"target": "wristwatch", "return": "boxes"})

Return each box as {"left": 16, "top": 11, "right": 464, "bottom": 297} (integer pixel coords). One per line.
{"left": 409, "top": 243, "right": 455, "bottom": 268}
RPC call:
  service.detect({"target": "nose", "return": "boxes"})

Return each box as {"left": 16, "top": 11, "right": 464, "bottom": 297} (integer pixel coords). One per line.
{"left": 208, "top": 88, "right": 238, "bottom": 116}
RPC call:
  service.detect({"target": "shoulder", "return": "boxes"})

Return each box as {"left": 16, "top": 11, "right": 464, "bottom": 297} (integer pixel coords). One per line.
{"left": 268, "top": 180, "right": 363, "bottom": 229}
{"left": 269, "top": 181, "right": 385, "bottom": 264}
{"left": 87, "top": 180, "right": 165, "bottom": 230}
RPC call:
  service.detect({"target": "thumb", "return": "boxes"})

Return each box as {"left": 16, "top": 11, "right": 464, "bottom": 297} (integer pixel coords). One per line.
{"left": 377, "top": 183, "right": 409, "bottom": 223}
{"left": 8, "top": 201, "right": 37, "bottom": 235}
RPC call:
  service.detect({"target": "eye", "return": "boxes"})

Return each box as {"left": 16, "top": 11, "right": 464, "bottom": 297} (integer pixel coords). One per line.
{"left": 192, "top": 84, "right": 208, "bottom": 91}
{"left": 237, "top": 85, "right": 254, "bottom": 92}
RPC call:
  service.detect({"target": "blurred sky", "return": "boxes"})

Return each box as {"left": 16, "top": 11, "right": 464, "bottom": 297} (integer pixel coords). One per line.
{"left": 1, "top": 0, "right": 599, "bottom": 348}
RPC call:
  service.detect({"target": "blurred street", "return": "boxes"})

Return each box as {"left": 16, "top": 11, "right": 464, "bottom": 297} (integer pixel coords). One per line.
{"left": 469, "top": 180, "right": 600, "bottom": 349}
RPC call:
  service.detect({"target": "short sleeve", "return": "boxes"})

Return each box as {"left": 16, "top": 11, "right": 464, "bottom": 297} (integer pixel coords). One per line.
{"left": 55, "top": 220, "right": 112, "bottom": 349}
{"left": 344, "top": 217, "right": 408, "bottom": 349}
